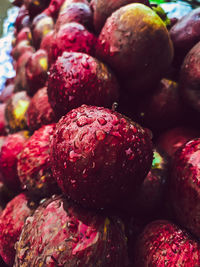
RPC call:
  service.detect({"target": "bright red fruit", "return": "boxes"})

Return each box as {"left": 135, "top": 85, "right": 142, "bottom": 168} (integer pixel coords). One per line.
{"left": 50, "top": 105, "right": 153, "bottom": 209}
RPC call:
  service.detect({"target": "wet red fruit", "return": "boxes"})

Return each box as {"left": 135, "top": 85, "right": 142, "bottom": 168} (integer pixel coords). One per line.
{"left": 133, "top": 220, "right": 200, "bottom": 266}
{"left": 50, "top": 105, "right": 153, "bottom": 209}
{"left": 14, "top": 27, "right": 32, "bottom": 46}
{"left": 0, "top": 131, "right": 29, "bottom": 192}
{"left": 47, "top": 52, "right": 119, "bottom": 118}
{"left": 0, "top": 193, "right": 36, "bottom": 266}
{"left": 157, "top": 127, "right": 200, "bottom": 158}
{"left": 55, "top": 2, "right": 93, "bottom": 31}
{"left": 170, "top": 138, "right": 200, "bottom": 239}
{"left": 50, "top": 22, "right": 96, "bottom": 64}
{"left": 5, "top": 91, "right": 31, "bottom": 133}
{"left": 25, "top": 49, "right": 48, "bottom": 96}
{"left": 17, "top": 124, "right": 60, "bottom": 199}
{"left": 44, "top": 0, "right": 66, "bottom": 18}
{"left": 27, "top": 87, "right": 56, "bottom": 132}
{"left": 14, "top": 195, "right": 129, "bottom": 267}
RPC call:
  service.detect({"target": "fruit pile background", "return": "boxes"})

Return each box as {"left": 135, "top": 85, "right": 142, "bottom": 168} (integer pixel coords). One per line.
{"left": 1, "top": 0, "right": 200, "bottom": 266}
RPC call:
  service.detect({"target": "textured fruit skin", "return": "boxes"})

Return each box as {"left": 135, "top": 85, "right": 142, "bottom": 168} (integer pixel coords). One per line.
{"left": 170, "top": 7, "right": 200, "bottom": 67}
{"left": 14, "top": 195, "right": 129, "bottom": 267}
{"left": 157, "top": 127, "right": 200, "bottom": 158}
{"left": 44, "top": 0, "right": 66, "bottom": 18}
{"left": 170, "top": 138, "right": 200, "bottom": 239}
{"left": 25, "top": 49, "right": 48, "bottom": 96}
{"left": 50, "top": 105, "right": 153, "bottom": 209}
{"left": 90, "top": 0, "right": 150, "bottom": 33}
{"left": 0, "top": 193, "right": 36, "bottom": 266}
{"left": 47, "top": 52, "right": 119, "bottom": 118}
{"left": 55, "top": 2, "right": 93, "bottom": 31}
{"left": 133, "top": 220, "right": 200, "bottom": 266}
{"left": 50, "top": 23, "right": 96, "bottom": 64}
{"left": 14, "top": 27, "right": 32, "bottom": 46}
{"left": 96, "top": 3, "right": 174, "bottom": 94}
{"left": 5, "top": 91, "right": 30, "bottom": 133}
{"left": 0, "top": 131, "right": 29, "bottom": 192}
{"left": 179, "top": 41, "right": 200, "bottom": 113}
{"left": 17, "top": 124, "right": 60, "bottom": 199}
{"left": 27, "top": 87, "right": 56, "bottom": 132}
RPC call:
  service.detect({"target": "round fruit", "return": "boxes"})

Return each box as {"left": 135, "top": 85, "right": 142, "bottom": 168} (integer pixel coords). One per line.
{"left": 47, "top": 52, "right": 119, "bottom": 118}
{"left": 50, "top": 105, "right": 153, "bottom": 209}
{"left": 96, "top": 3, "right": 174, "bottom": 94}
{"left": 14, "top": 195, "right": 129, "bottom": 267}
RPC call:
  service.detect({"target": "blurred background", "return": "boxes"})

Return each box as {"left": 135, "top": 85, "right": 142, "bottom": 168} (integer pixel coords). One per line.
{"left": 0, "top": 0, "right": 11, "bottom": 36}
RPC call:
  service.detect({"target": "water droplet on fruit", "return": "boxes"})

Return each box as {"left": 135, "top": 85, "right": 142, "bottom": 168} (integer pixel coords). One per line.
{"left": 81, "top": 59, "right": 90, "bottom": 69}
{"left": 69, "top": 151, "right": 80, "bottom": 162}
{"left": 98, "top": 117, "right": 107, "bottom": 125}
{"left": 96, "top": 130, "right": 106, "bottom": 141}
{"left": 70, "top": 112, "right": 77, "bottom": 119}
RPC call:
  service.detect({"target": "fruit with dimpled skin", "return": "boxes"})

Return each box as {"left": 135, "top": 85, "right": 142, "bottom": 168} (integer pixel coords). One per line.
{"left": 14, "top": 195, "right": 129, "bottom": 267}
{"left": 50, "top": 105, "right": 153, "bottom": 209}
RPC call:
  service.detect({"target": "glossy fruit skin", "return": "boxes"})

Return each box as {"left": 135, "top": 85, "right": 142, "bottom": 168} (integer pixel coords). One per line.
{"left": 50, "top": 22, "right": 96, "bottom": 64}
{"left": 133, "top": 220, "right": 200, "bottom": 266}
{"left": 44, "top": 0, "right": 66, "bottom": 19}
{"left": 157, "top": 127, "right": 200, "bottom": 158}
{"left": 0, "top": 131, "right": 29, "bottom": 192}
{"left": 25, "top": 49, "right": 48, "bottom": 96}
{"left": 170, "top": 7, "right": 200, "bottom": 67}
{"left": 5, "top": 91, "right": 30, "bottom": 133}
{"left": 170, "top": 138, "right": 200, "bottom": 239}
{"left": 96, "top": 3, "right": 174, "bottom": 94}
{"left": 27, "top": 87, "right": 56, "bottom": 132}
{"left": 90, "top": 0, "right": 150, "bottom": 33}
{"left": 47, "top": 52, "right": 119, "bottom": 118}
{"left": 55, "top": 2, "right": 93, "bottom": 31}
{"left": 179, "top": 41, "right": 200, "bottom": 113}
{"left": 0, "top": 193, "right": 36, "bottom": 266}
{"left": 50, "top": 105, "right": 153, "bottom": 209}
{"left": 17, "top": 124, "right": 60, "bottom": 199}
{"left": 14, "top": 195, "right": 129, "bottom": 267}
{"left": 14, "top": 5, "right": 30, "bottom": 33}
{"left": 0, "top": 104, "right": 7, "bottom": 136}
{"left": 14, "top": 27, "right": 32, "bottom": 47}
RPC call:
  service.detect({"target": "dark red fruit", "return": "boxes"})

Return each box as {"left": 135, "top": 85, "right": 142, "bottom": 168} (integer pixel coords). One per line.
{"left": 24, "top": 0, "right": 51, "bottom": 18}
{"left": 136, "top": 78, "right": 183, "bottom": 131}
{"left": 5, "top": 91, "right": 31, "bottom": 133}
{"left": 31, "top": 13, "right": 54, "bottom": 49}
{"left": 0, "top": 83, "right": 14, "bottom": 103}
{"left": 0, "top": 193, "right": 36, "bottom": 266}
{"left": 0, "top": 181, "right": 15, "bottom": 211}
{"left": 157, "top": 127, "right": 200, "bottom": 158}
{"left": 48, "top": 52, "right": 119, "bottom": 118}
{"left": 14, "top": 195, "right": 129, "bottom": 267}
{"left": 90, "top": 0, "right": 150, "bottom": 33}
{"left": 11, "top": 40, "right": 34, "bottom": 61}
{"left": 27, "top": 87, "right": 56, "bottom": 132}
{"left": 40, "top": 30, "right": 54, "bottom": 64}
{"left": 17, "top": 124, "right": 60, "bottom": 199}
{"left": 170, "top": 138, "right": 200, "bottom": 239}
{"left": 50, "top": 105, "right": 153, "bottom": 209}
{"left": 14, "top": 5, "right": 30, "bottom": 33}
{"left": 0, "top": 131, "right": 29, "bottom": 192}
{"left": 14, "top": 27, "right": 32, "bottom": 47}
{"left": 55, "top": 2, "right": 93, "bottom": 31}
{"left": 50, "top": 23, "right": 96, "bottom": 64}
{"left": 44, "top": 0, "right": 66, "bottom": 19}
{"left": 0, "top": 104, "right": 7, "bottom": 136}
{"left": 133, "top": 220, "right": 200, "bottom": 266}
{"left": 25, "top": 49, "right": 48, "bottom": 96}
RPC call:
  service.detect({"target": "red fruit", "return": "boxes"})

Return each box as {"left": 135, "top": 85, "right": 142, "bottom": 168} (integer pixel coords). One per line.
{"left": 31, "top": 13, "right": 54, "bottom": 49}
{"left": 170, "top": 138, "right": 200, "bottom": 239}
{"left": 50, "top": 105, "right": 153, "bottom": 209}
{"left": 25, "top": 49, "right": 48, "bottom": 96}
{"left": 48, "top": 52, "right": 119, "bottom": 118}
{"left": 0, "top": 131, "right": 29, "bottom": 192}
{"left": 27, "top": 87, "right": 56, "bottom": 132}
{"left": 44, "top": 0, "right": 66, "bottom": 18}
{"left": 0, "top": 83, "right": 14, "bottom": 103}
{"left": 5, "top": 91, "right": 31, "bottom": 133}
{"left": 14, "top": 5, "right": 30, "bottom": 33}
{"left": 133, "top": 220, "right": 200, "bottom": 266}
{"left": 55, "top": 2, "right": 93, "bottom": 31}
{"left": 0, "top": 104, "right": 7, "bottom": 136}
{"left": 11, "top": 40, "right": 35, "bottom": 61}
{"left": 17, "top": 124, "right": 60, "bottom": 199}
{"left": 50, "top": 23, "right": 96, "bottom": 64}
{"left": 14, "top": 27, "right": 32, "bottom": 46}
{"left": 14, "top": 195, "right": 129, "bottom": 267}
{"left": 0, "top": 193, "right": 36, "bottom": 266}
{"left": 40, "top": 30, "right": 54, "bottom": 64}
{"left": 157, "top": 127, "right": 200, "bottom": 158}
{"left": 24, "top": 0, "right": 51, "bottom": 18}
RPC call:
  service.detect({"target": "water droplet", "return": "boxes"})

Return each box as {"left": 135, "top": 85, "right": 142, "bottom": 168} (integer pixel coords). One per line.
{"left": 69, "top": 150, "right": 80, "bottom": 162}
{"left": 70, "top": 112, "right": 77, "bottom": 119}
{"left": 96, "top": 130, "right": 106, "bottom": 141}
{"left": 82, "top": 168, "right": 88, "bottom": 178}
{"left": 81, "top": 59, "right": 90, "bottom": 69}
{"left": 97, "top": 117, "right": 107, "bottom": 125}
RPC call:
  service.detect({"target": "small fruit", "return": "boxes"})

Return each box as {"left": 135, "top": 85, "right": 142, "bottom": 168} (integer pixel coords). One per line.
{"left": 50, "top": 105, "right": 153, "bottom": 209}
{"left": 14, "top": 195, "right": 129, "bottom": 267}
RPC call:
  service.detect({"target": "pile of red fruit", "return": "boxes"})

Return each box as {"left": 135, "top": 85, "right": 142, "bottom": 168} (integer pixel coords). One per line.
{"left": 1, "top": 0, "right": 200, "bottom": 266}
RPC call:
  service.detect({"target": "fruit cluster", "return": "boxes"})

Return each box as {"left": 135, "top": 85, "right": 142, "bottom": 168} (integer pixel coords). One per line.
{"left": 0, "top": 0, "right": 200, "bottom": 266}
